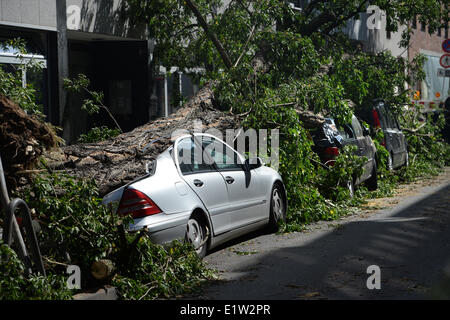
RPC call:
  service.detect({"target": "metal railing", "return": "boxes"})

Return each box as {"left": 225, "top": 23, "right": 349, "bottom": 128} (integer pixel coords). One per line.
{"left": 0, "top": 155, "right": 45, "bottom": 276}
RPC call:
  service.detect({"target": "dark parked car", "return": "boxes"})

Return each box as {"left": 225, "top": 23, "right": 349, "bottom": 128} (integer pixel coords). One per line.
{"left": 311, "top": 115, "right": 378, "bottom": 196}
{"left": 358, "top": 100, "right": 408, "bottom": 170}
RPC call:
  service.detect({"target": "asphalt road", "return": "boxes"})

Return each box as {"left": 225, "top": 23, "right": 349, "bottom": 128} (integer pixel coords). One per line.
{"left": 196, "top": 168, "right": 450, "bottom": 300}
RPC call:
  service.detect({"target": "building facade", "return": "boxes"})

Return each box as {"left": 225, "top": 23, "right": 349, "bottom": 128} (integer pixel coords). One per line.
{"left": 0, "top": 0, "right": 197, "bottom": 142}
{"left": 288, "top": 1, "right": 448, "bottom": 109}
{"left": 409, "top": 16, "right": 449, "bottom": 109}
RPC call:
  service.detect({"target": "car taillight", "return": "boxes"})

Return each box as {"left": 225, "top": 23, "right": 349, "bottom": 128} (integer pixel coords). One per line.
{"left": 325, "top": 147, "right": 340, "bottom": 157}
{"left": 372, "top": 109, "right": 381, "bottom": 128}
{"left": 118, "top": 189, "right": 161, "bottom": 219}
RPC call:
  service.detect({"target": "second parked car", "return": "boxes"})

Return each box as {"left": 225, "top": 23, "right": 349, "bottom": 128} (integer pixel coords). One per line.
{"left": 311, "top": 114, "right": 378, "bottom": 196}
{"left": 358, "top": 100, "right": 408, "bottom": 170}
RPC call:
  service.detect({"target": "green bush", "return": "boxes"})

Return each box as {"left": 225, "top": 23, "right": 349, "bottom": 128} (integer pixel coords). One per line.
{"left": 112, "top": 239, "right": 214, "bottom": 300}
{"left": 0, "top": 241, "right": 72, "bottom": 300}
{"left": 77, "top": 126, "right": 121, "bottom": 143}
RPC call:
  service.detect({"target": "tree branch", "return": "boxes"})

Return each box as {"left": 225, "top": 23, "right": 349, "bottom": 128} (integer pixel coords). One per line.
{"left": 233, "top": 25, "right": 256, "bottom": 68}
{"left": 183, "top": 0, "right": 233, "bottom": 69}
{"left": 321, "top": 1, "right": 369, "bottom": 35}
{"left": 302, "top": 1, "right": 369, "bottom": 36}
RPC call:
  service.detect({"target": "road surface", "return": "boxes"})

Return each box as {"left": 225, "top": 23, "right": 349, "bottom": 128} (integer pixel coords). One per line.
{"left": 196, "top": 167, "right": 450, "bottom": 299}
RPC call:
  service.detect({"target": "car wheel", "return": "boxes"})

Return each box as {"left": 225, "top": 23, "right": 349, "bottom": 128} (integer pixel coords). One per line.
{"left": 346, "top": 179, "right": 355, "bottom": 198}
{"left": 268, "top": 183, "right": 286, "bottom": 232}
{"left": 387, "top": 152, "right": 393, "bottom": 171}
{"left": 186, "top": 216, "right": 207, "bottom": 258}
{"left": 366, "top": 162, "right": 378, "bottom": 191}
{"left": 404, "top": 150, "right": 409, "bottom": 167}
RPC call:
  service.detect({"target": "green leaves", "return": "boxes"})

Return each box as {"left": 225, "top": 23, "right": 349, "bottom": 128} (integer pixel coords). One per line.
{"left": 63, "top": 73, "right": 123, "bottom": 134}
{"left": 0, "top": 38, "right": 45, "bottom": 119}
{"left": 17, "top": 171, "right": 213, "bottom": 300}
{"left": 0, "top": 241, "right": 72, "bottom": 300}
{"left": 77, "top": 126, "right": 121, "bottom": 143}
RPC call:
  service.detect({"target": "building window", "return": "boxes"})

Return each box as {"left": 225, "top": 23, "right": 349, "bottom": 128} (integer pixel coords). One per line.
{"left": 412, "top": 15, "right": 417, "bottom": 29}
{"left": 445, "top": 26, "right": 448, "bottom": 39}
{"left": 437, "top": 28, "right": 442, "bottom": 37}
{"left": 421, "top": 22, "right": 426, "bottom": 32}
{"left": 0, "top": 39, "right": 48, "bottom": 109}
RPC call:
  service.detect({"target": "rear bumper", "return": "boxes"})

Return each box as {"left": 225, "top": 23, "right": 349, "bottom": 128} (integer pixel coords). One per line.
{"left": 129, "top": 211, "right": 191, "bottom": 245}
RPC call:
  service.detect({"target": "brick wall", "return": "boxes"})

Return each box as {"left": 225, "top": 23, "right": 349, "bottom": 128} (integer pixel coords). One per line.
{"left": 409, "top": 20, "right": 448, "bottom": 61}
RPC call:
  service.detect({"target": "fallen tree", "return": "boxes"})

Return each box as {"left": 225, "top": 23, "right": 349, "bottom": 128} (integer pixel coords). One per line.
{"left": 43, "top": 83, "right": 241, "bottom": 196}
{"left": 0, "top": 76, "right": 329, "bottom": 198}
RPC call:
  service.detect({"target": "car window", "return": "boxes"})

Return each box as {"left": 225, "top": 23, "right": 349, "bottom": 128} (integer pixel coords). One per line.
{"left": 377, "top": 105, "right": 389, "bottom": 129}
{"left": 381, "top": 106, "right": 397, "bottom": 129}
{"left": 388, "top": 111, "right": 399, "bottom": 129}
{"left": 384, "top": 111, "right": 392, "bottom": 128}
{"left": 176, "top": 137, "right": 213, "bottom": 174}
{"left": 351, "top": 116, "right": 364, "bottom": 137}
{"left": 200, "top": 136, "right": 243, "bottom": 171}
{"left": 337, "top": 124, "right": 355, "bottom": 140}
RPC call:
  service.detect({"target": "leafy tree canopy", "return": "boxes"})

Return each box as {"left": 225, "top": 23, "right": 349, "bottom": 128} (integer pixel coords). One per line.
{"left": 123, "top": 0, "right": 447, "bottom": 224}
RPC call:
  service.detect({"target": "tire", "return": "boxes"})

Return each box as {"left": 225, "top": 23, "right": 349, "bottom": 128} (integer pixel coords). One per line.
{"left": 186, "top": 216, "right": 208, "bottom": 258}
{"left": 387, "top": 152, "right": 393, "bottom": 171}
{"left": 346, "top": 179, "right": 355, "bottom": 198}
{"left": 404, "top": 150, "right": 409, "bottom": 168}
{"left": 268, "top": 183, "right": 286, "bottom": 232}
{"left": 366, "top": 162, "right": 378, "bottom": 191}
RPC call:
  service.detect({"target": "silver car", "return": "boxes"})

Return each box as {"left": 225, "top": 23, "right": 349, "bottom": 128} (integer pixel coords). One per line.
{"left": 103, "top": 133, "right": 287, "bottom": 257}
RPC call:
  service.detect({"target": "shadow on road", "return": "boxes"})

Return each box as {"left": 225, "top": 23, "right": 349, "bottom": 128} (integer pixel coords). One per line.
{"left": 203, "top": 184, "right": 450, "bottom": 300}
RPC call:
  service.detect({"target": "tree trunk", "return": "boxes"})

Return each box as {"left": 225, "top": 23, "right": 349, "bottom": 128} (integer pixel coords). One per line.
{"left": 91, "top": 259, "right": 115, "bottom": 280}
{"left": 3, "top": 82, "right": 329, "bottom": 199}
{"left": 295, "top": 108, "right": 326, "bottom": 128}
{"left": 43, "top": 82, "right": 241, "bottom": 196}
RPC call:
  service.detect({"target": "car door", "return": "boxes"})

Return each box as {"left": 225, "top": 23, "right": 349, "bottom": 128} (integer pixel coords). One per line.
{"left": 197, "top": 134, "right": 266, "bottom": 230}
{"left": 337, "top": 122, "right": 362, "bottom": 182}
{"left": 395, "top": 115, "right": 408, "bottom": 164}
{"left": 351, "top": 116, "right": 373, "bottom": 182}
{"left": 385, "top": 110, "right": 403, "bottom": 167}
{"left": 174, "top": 136, "right": 230, "bottom": 235}
{"left": 393, "top": 114, "right": 407, "bottom": 166}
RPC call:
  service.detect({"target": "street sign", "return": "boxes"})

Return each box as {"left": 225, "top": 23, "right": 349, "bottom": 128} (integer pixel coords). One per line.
{"left": 440, "top": 54, "right": 450, "bottom": 68}
{"left": 438, "top": 68, "right": 450, "bottom": 77}
{"left": 443, "top": 39, "right": 450, "bottom": 53}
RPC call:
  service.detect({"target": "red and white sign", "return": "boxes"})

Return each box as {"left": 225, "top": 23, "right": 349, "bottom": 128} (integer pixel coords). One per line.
{"left": 440, "top": 54, "right": 450, "bottom": 69}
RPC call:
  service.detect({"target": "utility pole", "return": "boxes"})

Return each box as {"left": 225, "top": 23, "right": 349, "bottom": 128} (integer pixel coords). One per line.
{"left": 56, "top": 0, "right": 70, "bottom": 140}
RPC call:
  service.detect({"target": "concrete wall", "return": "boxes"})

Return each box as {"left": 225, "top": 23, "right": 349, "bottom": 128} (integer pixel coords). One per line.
{"left": 0, "top": 0, "right": 146, "bottom": 39}
{"left": 66, "top": 0, "right": 147, "bottom": 39}
{"left": 0, "top": 0, "right": 56, "bottom": 29}
{"left": 343, "top": 11, "right": 407, "bottom": 58}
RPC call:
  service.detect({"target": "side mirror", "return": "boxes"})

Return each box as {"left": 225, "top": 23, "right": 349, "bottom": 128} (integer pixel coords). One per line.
{"left": 244, "top": 157, "right": 263, "bottom": 171}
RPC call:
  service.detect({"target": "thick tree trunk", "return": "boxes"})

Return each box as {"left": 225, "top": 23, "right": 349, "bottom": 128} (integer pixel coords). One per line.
{"left": 44, "top": 83, "right": 241, "bottom": 196}
{"left": 3, "top": 82, "right": 328, "bottom": 198}
{"left": 296, "top": 108, "right": 326, "bottom": 128}
{"left": 91, "top": 259, "right": 115, "bottom": 280}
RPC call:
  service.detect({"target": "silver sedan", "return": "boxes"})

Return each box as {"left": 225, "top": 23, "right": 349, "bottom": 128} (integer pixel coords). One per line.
{"left": 103, "top": 133, "right": 287, "bottom": 257}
